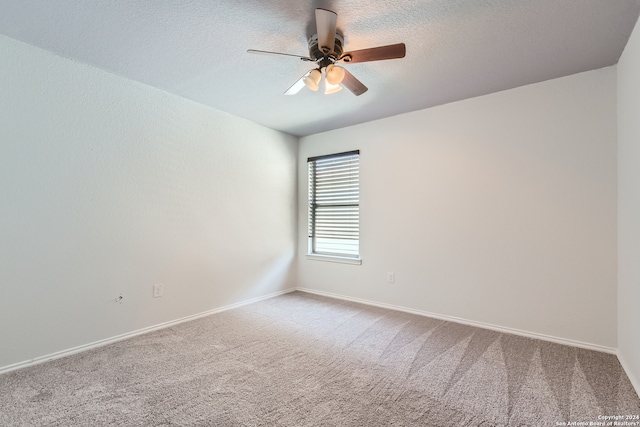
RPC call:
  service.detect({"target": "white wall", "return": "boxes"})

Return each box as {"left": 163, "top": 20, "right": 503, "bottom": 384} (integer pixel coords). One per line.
{"left": 617, "top": 16, "right": 640, "bottom": 392}
{"left": 298, "top": 67, "right": 618, "bottom": 350}
{"left": 0, "top": 34, "right": 298, "bottom": 369}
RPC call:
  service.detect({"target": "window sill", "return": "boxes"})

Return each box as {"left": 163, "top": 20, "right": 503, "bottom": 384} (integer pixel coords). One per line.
{"left": 306, "top": 254, "right": 362, "bottom": 265}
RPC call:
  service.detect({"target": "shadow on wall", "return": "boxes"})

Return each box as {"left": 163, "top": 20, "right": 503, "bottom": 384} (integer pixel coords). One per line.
{"left": 227, "top": 251, "right": 296, "bottom": 305}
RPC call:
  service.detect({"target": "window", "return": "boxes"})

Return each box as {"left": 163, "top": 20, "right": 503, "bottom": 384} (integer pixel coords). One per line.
{"left": 308, "top": 150, "right": 360, "bottom": 260}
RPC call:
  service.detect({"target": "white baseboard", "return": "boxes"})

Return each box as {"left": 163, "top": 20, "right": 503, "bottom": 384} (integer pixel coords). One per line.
{"left": 295, "top": 287, "right": 617, "bottom": 355}
{"left": 617, "top": 350, "right": 640, "bottom": 398}
{"left": 0, "top": 288, "right": 296, "bottom": 375}
{"left": 1, "top": 287, "right": 623, "bottom": 377}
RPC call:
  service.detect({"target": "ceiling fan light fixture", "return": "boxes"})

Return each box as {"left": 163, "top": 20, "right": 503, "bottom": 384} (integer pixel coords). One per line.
{"left": 303, "top": 69, "right": 322, "bottom": 91}
{"left": 324, "top": 79, "right": 342, "bottom": 94}
{"left": 325, "top": 64, "right": 346, "bottom": 85}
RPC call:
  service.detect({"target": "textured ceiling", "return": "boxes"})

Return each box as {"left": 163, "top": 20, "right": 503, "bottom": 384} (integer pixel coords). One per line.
{"left": 1, "top": 0, "right": 639, "bottom": 137}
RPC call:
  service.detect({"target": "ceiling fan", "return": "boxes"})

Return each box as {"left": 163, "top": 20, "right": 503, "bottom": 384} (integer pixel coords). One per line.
{"left": 247, "top": 8, "right": 406, "bottom": 96}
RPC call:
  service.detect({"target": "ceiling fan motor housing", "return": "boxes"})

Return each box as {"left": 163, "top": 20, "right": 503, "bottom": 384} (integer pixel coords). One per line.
{"left": 308, "top": 33, "right": 344, "bottom": 61}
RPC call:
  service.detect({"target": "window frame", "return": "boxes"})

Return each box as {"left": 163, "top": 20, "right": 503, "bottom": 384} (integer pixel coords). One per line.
{"left": 307, "top": 150, "right": 361, "bottom": 264}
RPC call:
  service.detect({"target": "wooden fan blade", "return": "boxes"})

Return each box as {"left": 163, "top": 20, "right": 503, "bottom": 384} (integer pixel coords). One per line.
{"left": 341, "top": 69, "right": 368, "bottom": 96}
{"left": 315, "top": 8, "right": 337, "bottom": 54}
{"left": 284, "top": 71, "right": 311, "bottom": 95}
{"left": 247, "top": 49, "right": 313, "bottom": 61}
{"left": 340, "top": 43, "right": 406, "bottom": 63}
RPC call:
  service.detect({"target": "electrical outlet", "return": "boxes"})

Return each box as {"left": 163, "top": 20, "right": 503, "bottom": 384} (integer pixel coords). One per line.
{"left": 153, "top": 283, "right": 164, "bottom": 298}
{"left": 387, "top": 272, "right": 395, "bottom": 284}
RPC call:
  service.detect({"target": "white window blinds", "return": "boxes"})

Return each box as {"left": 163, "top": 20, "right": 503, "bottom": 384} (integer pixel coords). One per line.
{"left": 308, "top": 150, "right": 360, "bottom": 258}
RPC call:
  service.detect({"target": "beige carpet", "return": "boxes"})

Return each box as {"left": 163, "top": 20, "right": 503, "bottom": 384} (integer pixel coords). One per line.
{"left": 1, "top": 291, "right": 638, "bottom": 426}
